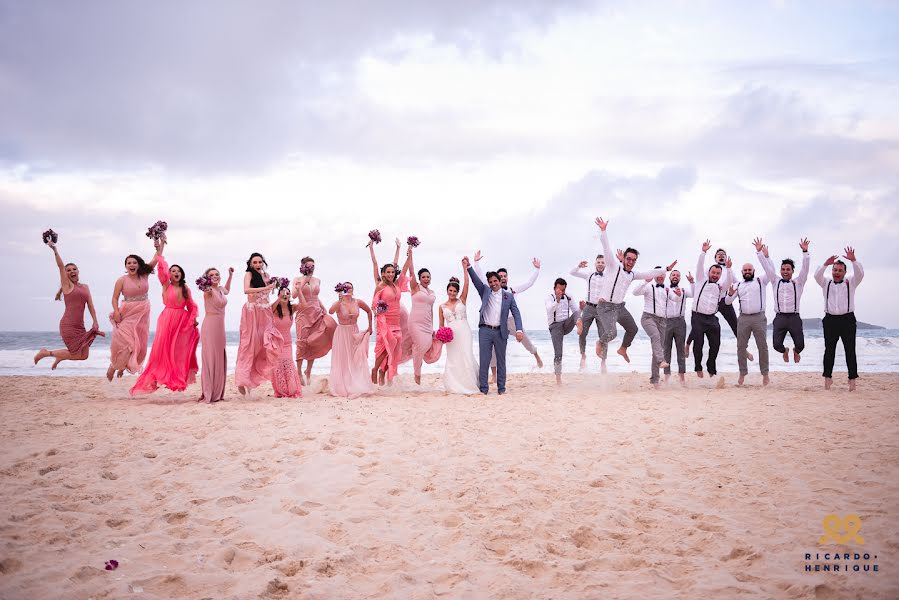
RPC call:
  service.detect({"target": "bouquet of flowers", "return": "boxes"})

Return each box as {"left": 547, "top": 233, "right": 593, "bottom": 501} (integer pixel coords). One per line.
{"left": 42, "top": 229, "right": 58, "bottom": 245}
{"left": 146, "top": 220, "right": 168, "bottom": 244}
{"left": 334, "top": 282, "right": 350, "bottom": 294}
{"left": 407, "top": 235, "right": 421, "bottom": 248}
{"left": 269, "top": 276, "right": 290, "bottom": 291}
{"left": 195, "top": 275, "right": 213, "bottom": 292}
{"left": 376, "top": 299, "right": 389, "bottom": 314}
{"left": 368, "top": 229, "right": 382, "bottom": 245}
{"left": 299, "top": 263, "right": 314, "bottom": 276}
{"left": 435, "top": 327, "right": 453, "bottom": 343}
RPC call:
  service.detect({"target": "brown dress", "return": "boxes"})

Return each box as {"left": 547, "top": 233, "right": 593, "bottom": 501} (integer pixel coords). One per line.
{"left": 59, "top": 284, "right": 99, "bottom": 354}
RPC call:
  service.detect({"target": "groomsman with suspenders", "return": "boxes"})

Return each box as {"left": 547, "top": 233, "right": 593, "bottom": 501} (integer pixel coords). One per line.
{"left": 569, "top": 254, "right": 618, "bottom": 373}
{"left": 545, "top": 278, "right": 580, "bottom": 385}
{"left": 662, "top": 269, "right": 694, "bottom": 383}
{"left": 724, "top": 238, "right": 773, "bottom": 386}
{"left": 814, "top": 246, "right": 864, "bottom": 391}
{"left": 632, "top": 269, "right": 673, "bottom": 388}
{"left": 759, "top": 238, "right": 811, "bottom": 363}
{"left": 691, "top": 240, "right": 733, "bottom": 377}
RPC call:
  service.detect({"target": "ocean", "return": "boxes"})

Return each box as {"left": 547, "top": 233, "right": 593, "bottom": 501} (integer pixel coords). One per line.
{"left": 4, "top": 328, "right": 898, "bottom": 378}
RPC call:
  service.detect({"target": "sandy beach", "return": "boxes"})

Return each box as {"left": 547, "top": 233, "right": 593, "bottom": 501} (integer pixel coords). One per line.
{"left": 1, "top": 372, "right": 897, "bottom": 599}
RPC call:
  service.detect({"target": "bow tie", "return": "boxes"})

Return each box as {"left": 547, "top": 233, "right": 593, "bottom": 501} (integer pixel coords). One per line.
{"left": 595, "top": 272, "right": 603, "bottom": 276}
{"left": 781, "top": 279, "right": 791, "bottom": 283}
{"left": 833, "top": 280, "right": 844, "bottom": 285}
{"left": 655, "top": 284, "right": 665, "bottom": 288}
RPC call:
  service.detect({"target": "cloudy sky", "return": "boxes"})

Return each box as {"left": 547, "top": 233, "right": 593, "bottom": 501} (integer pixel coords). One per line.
{"left": 2, "top": 0, "right": 898, "bottom": 331}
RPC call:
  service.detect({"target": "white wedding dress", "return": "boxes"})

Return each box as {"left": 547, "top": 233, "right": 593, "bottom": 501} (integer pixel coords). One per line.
{"left": 441, "top": 301, "right": 480, "bottom": 394}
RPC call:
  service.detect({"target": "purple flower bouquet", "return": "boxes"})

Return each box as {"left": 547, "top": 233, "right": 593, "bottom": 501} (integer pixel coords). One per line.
{"left": 42, "top": 229, "right": 59, "bottom": 245}
{"left": 407, "top": 235, "right": 421, "bottom": 248}
{"left": 299, "top": 263, "right": 314, "bottom": 276}
{"left": 334, "top": 282, "right": 350, "bottom": 294}
{"left": 368, "top": 229, "right": 382, "bottom": 245}
{"left": 195, "top": 275, "right": 213, "bottom": 292}
{"left": 376, "top": 299, "right": 389, "bottom": 314}
{"left": 145, "top": 220, "right": 168, "bottom": 244}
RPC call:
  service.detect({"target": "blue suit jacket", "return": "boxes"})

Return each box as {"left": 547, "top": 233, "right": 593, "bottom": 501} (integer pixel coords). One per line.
{"left": 467, "top": 266, "right": 523, "bottom": 337}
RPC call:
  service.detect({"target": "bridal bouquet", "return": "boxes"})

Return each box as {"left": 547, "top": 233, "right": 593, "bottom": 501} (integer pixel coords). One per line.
{"left": 195, "top": 275, "right": 213, "bottom": 292}
{"left": 375, "top": 299, "right": 389, "bottom": 314}
{"left": 368, "top": 229, "right": 382, "bottom": 245}
{"left": 299, "top": 263, "right": 314, "bottom": 276}
{"left": 42, "top": 229, "right": 58, "bottom": 245}
{"left": 146, "top": 220, "right": 168, "bottom": 243}
{"left": 406, "top": 235, "right": 421, "bottom": 248}
{"left": 269, "top": 276, "right": 290, "bottom": 291}
{"left": 435, "top": 327, "right": 453, "bottom": 343}
{"left": 334, "top": 282, "right": 350, "bottom": 294}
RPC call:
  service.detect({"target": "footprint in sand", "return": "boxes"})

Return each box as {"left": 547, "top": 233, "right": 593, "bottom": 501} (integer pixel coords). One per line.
{"left": 100, "top": 470, "right": 119, "bottom": 480}
{"left": 105, "top": 517, "right": 130, "bottom": 529}
{"left": 216, "top": 496, "right": 250, "bottom": 508}
{"left": 38, "top": 464, "right": 60, "bottom": 476}
{"left": 163, "top": 511, "right": 189, "bottom": 525}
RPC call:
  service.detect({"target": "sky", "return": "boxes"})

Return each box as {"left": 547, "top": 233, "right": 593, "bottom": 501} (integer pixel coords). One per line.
{"left": 2, "top": 0, "right": 898, "bottom": 331}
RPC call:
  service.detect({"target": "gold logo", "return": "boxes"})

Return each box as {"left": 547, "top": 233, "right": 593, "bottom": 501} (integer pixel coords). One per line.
{"left": 819, "top": 514, "right": 865, "bottom": 545}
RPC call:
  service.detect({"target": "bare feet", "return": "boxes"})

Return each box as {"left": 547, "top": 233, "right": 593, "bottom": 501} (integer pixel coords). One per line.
{"left": 34, "top": 349, "right": 50, "bottom": 365}
{"left": 696, "top": 371, "right": 704, "bottom": 379}
{"left": 414, "top": 375, "right": 421, "bottom": 385}
{"left": 51, "top": 358, "right": 62, "bottom": 370}
{"left": 783, "top": 349, "right": 790, "bottom": 363}
{"left": 579, "top": 354, "right": 586, "bottom": 371}
{"left": 678, "top": 373, "right": 686, "bottom": 385}
{"left": 747, "top": 351, "right": 754, "bottom": 362}
{"left": 849, "top": 379, "right": 856, "bottom": 391}
{"left": 824, "top": 377, "right": 833, "bottom": 390}
{"left": 378, "top": 370, "right": 386, "bottom": 386}
{"left": 534, "top": 353, "right": 543, "bottom": 369}
{"left": 116, "top": 369, "right": 124, "bottom": 379}
{"left": 106, "top": 365, "right": 115, "bottom": 382}
{"left": 238, "top": 385, "right": 247, "bottom": 395}
{"left": 793, "top": 350, "right": 801, "bottom": 363}
{"left": 304, "top": 369, "right": 312, "bottom": 384}
{"left": 596, "top": 341, "right": 606, "bottom": 359}
{"left": 652, "top": 382, "right": 660, "bottom": 390}
{"left": 616, "top": 346, "right": 630, "bottom": 363}
{"left": 763, "top": 374, "right": 770, "bottom": 386}
{"left": 659, "top": 360, "right": 669, "bottom": 369}
{"left": 555, "top": 374, "right": 562, "bottom": 385}
{"left": 601, "top": 359, "right": 608, "bottom": 374}
{"left": 737, "top": 374, "right": 745, "bottom": 386}
{"left": 371, "top": 367, "right": 378, "bottom": 385}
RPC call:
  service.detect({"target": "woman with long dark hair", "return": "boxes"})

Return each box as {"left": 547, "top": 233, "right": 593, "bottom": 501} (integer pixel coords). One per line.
{"left": 198, "top": 266, "right": 233, "bottom": 403}
{"left": 403, "top": 246, "right": 443, "bottom": 385}
{"left": 34, "top": 239, "right": 105, "bottom": 368}
{"left": 107, "top": 239, "right": 164, "bottom": 380}
{"left": 266, "top": 284, "right": 302, "bottom": 398}
{"left": 130, "top": 257, "right": 200, "bottom": 395}
{"left": 292, "top": 256, "right": 336, "bottom": 385}
{"left": 235, "top": 252, "right": 275, "bottom": 395}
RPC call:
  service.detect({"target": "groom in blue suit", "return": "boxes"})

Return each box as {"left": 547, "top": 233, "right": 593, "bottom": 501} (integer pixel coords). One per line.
{"left": 464, "top": 256, "right": 524, "bottom": 394}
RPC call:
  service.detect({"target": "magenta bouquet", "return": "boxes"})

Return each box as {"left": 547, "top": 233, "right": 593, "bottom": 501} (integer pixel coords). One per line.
{"left": 269, "top": 276, "right": 290, "bottom": 290}
{"left": 145, "top": 220, "right": 168, "bottom": 243}
{"left": 368, "top": 229, "right": 382, "bottom": 245}
{"left": 299, "top": 263, "right": 314, "bottom": 276}
{"left": 42, "top": 229, "right": 58, "bottom": 244}
{"left": 195, "top": 275, "right": 213, "bottom": 292}
{"left": 435, "top": 327, "right": 453, "bottom": 343}
{"left": 334, "top": 282, "right": 350, "bottom": 294}
{"left": 406, "top": 235, "right": 420, "bottom": 248}
{"left": 376, "top": 299, "right": 389, "bottom": 314}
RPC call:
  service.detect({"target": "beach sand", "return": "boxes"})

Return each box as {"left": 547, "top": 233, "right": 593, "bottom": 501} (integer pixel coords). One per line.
{"left": 1, "top": 372, "right": 897, "bottom": 599}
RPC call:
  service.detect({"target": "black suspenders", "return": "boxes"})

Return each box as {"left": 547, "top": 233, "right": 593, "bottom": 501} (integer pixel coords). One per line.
{"left": 587, "top": 272, "right": 595, "bottom": 302}
{"left": 826, "top": 280, "right": 851, "bottom": 314}
{"left": 776, "top": 279, "right": 798, "bottom": 313}
{"left": 609, "top": 266, "right": 622, "bottom": 301}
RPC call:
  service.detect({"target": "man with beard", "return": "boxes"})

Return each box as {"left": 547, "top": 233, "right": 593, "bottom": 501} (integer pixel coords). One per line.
{"left": 759, "top": 237, "right": 811, "bottom": 363}
{"left": 570, "top": 254, "right": 611, "bottom": 373}
{"left": 691, "top": 240, "right": 733, "bottom": 377}
{"left": 724, "top": 238, "right": 773, "bottom": 386}
{"left": 662, "top": 269, "right": 693, "bottom": 384}
{"left": 814, "top": 247, "right": 864, "bottom": 391}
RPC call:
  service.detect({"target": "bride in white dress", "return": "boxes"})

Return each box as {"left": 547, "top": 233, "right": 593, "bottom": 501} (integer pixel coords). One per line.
{"left": 439, "top": 266, "right": 480, "bottom": 394}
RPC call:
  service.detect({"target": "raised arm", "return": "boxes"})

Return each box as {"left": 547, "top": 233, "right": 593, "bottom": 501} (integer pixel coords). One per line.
{"left": 223, "top": 267, "right": 234, "bottom": 295}
{"left": 797, "top": 243, "right": 811, "bottom": 285}
{"left": 406, "top": 247, "right": 419, "bottom": 294}
{"left": 814, "top": 255, "right": 835, "bottom": 287}
{"left": 597, "top": 219, "right": 617, "bottom": 271}
{"left": 632, "top": 281, "right": 650, "bottom": 296}
{"left": 570, "top": 262, "right": 590, "bottom": 279}
{"left": 472, "top": 250, "right": 485, "bottom": 281}
{"left": 47, "top": 243, "right": 75, "bottom": 297}
{"left": 146, "top": 238, "right": 165, "bottom": 269}
{"left": 368, "top": 241, "right": 381, "bottom": 285}
{"left": 465, "top": 257, "right": 486, "bottom": 296}
{"left": 844, "top": 246, "right": 863, "bottom": 286}
{"left": 696, "top": 240, "right": 710, "bottom": 284}
{"left": 156, "top": 254, "right": 170, "bottom": 288}
{"left": 513, "top": 258, "right": 541, "bottom": 293}
{"left": 461, "top": 262, "right": 471, "bottom": 304}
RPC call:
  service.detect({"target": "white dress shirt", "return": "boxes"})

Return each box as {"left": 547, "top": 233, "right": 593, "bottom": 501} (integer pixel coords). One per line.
{"left": 760, "top": 251, "right": 810, "bottom": 313}
{"left": 483, "top": 288, "right": 503, "bottom": 326}
{"left": 632, "top": 281, "right": 669, "bottom": 318}
{"left": 545, "top": 293, "right": 575, "bottom": 326}
{"left": 724, "top": 273, "right": 770, "bottom": 315}
{"left": 569, "top": 266, "right": 605, "bottom": 303}
{"left": 814, "top": 261, "right": 864, "bottom": 315}
{"left": 597, "top": 230, "right": 665, "bottom": 304}
{"left": 473, "top": 259, "right": 539, "bottom": 294}
{"left": 694, "top": 251, "right": 733, "bottom": 315}
{"left": 665, "top": 284, "right": 693, "bottom": 318}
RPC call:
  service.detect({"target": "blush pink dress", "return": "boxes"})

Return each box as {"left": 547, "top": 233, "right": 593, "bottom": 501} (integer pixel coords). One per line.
{"left": 59, "top": 284, "right": 100, "bottom": 354}
{"left": 130, "top": 257, "right": 200, "bottom": 395}
{"left": 294, "top": 278, "right": 337, "bottom": 360}
{"left": 235, "top": 282, "right": 273, "bottom": 391}
{"left": 329, "top": 300, "right": 374, "bottom": 398}
{"left": 199, "top": 287, "right": 227, "bottom": 402}
{"left": 109, "top": 273, "right": 151, "bottom": 374}
{"left": 372, "top": 275, "right": 409, "bottom": 382}
{"left": 265, "top": 308, "right": 302, "bottom": 398}
{"left": 401, "top": 287, "right": 444, "bottom": 377}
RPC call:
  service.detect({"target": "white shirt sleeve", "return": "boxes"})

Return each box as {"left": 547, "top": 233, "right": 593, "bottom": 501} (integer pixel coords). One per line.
{"left": 797, "top": 252, "right": 811, "bottom": 285}
{"left": 514, "top": 267, "right": 540, "bottom": 294}
{"left": 569, "top": 266, "right": 589, "bottom": 280}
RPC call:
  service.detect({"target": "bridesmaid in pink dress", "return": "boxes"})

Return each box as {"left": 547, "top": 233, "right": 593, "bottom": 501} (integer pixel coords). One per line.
{"left": 198, "top": 266, "right": 233, "bottom": 403}
{"left": 328, "top": 282, "right": 375, "bottom": 398}
{"left": 130, "top": 258, "right": 200, "bottom": 395}
{"left": 107, "top": 239, "right": 164, "bottom": 381}
{"left": 266, "top": 286, "right": 302, "bottom": 398}
{"left": 292, "top": 257, "right": 337, "bottom": 385}
{"left": 403, "top": 246, "right": 444, "bottom": 385}
{"left": 368, "top": 237, "right": 412, "bottom": 385}
{"left": 34, "top": 240, "right": 105, "bottom": 369}
{"left": 235, "top": 253, "right": 275, "bottom": 395}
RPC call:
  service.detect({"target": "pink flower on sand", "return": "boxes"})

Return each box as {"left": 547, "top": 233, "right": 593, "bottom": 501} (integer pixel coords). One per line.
{"left": 105, "top": 559, "right": 119, "bottom": 571}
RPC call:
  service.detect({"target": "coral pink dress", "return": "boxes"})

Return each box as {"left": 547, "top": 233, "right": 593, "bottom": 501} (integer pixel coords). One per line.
{"left": 130, "top": 257, "right": 200, "bottom": 395}
{"left": 59, "top": 284, "right": 100, "bottom": 354}
{"left": 401, "top": 287, "right": 443, "bottom": 376}
{"left": 199, "top": 287, "right": 227, "bottom": 402}
{"left": 329, "top": 300, "right": 374, "bottom": 398}
{"left": 109, "top": 273, "right": 151, "bottom": 374}
{"left": 372, "top": 275, "right": 409, "bottom": 382}
{"left": 235, "top": 282, "right": 273, "bottom": 391}
{"left": 294, "top": 278, "right": 337, "bottom": 360}
{"left": 265, "top": 309, "right": 302, "bottom": 398}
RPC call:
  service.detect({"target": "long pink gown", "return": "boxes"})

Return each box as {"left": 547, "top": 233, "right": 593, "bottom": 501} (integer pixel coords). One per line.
{"left": 130, "top": 257, "right": 200, "bottom": 395}
{"left": 295, "top": 278, "right": 337, "bottom": 360}
{"left": 235, "top": 284, "right": 273, "bottom": 391}
{"left": 109, "top": 273, "right": 151, "bottom": 374}
{"left": 372, "top": 275, "right": 409, "bottom": 382}
{"left": 59, "top": 284, "right": 100, "bottom": 354}
{"left": 265, "top": 309, "right": 302, "bottom": 398}
{"left": 401, "top": 287, "right": 444, "bottom": 377}
{"left": 199, "top": 287, "right": 227, "bottom": 402}
{"left": 329, "top": 300, "right": 374, "bottom": 398}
